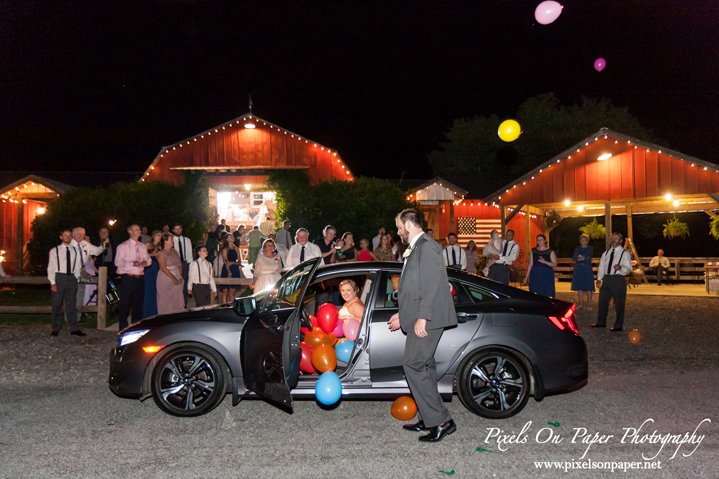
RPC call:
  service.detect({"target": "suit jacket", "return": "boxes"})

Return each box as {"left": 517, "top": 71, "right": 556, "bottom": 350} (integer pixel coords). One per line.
{"left": 398, "top": 234, "right": 457, "bottom": 332}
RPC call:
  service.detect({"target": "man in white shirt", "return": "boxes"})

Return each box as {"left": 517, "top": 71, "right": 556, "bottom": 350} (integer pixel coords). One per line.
{"left": 372, "top": 227, "right": 386, "bottom": 252}
{"left": 592, "top": 232, "right": 633, "bottom": 332}
{"left": 173, "top": 223, "right": 194, "bottom": 307}
{"left": 285, "top": 228, "right": 321, "bottom": 271}
{"left": 140, "top": 226, "right": 152, "bottom": 244}
{"left": 268, "top": 233, "right": 288, "bottom": 268}
{"left": 48, "top": 229, "right": 85, "bottom": 336}
{"left": 487, "top": 229, "right": 519, "bottom": 285}
{"left": 69, "top": 227, "right": 106, "bottom": 324}
{"left": 188, "top": 246, "right": 217, "bottom": 307}
{"left": 443, "top": 233, "right": 466, "bottom": 270}
{"left": 649, "top": 249, "right": 670, "bottom": 285}
{"left": 276, "top": 221, "right": 293, "bottom": 249}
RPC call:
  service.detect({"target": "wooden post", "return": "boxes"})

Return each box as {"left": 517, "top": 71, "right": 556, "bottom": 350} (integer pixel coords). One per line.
{"left": 16, "top": 201, "right": 24, "bottom": 275}
{"left": 605, "top": 200, "right": 612, "bottom": 250}
{"left": 525, "top": 205, "right": 531, "bottom": 267}
{"left": 626, "top": 205, "right": 634, "bottom": 242}
{"left": 449, "top": 201, "right": 455, "bottom": 234}
{"left": 97, "top": 266, "right": 107, "bottom": 330}
{"left": 500, "top": 206, "right": 507, "bottom": 237}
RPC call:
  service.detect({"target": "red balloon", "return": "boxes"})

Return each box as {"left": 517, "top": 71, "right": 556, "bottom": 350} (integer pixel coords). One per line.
{"left": 391, "top": 396, "right": 418, "bottom": 421}
{"left": 309, "top": 315, "right": 319, "bottom": 331}
{"left": 311, "top": 343, "right": 337, "bottom": 373}
{"left": 301, "top": 326, "right": 310, "bottom": 335}
{"left": 317, "top": 303, "right": 339, "bottom": 333}
{"left": 299, "top": 341, "right": 315, "bottom": 373}
{"left": 304, "top": 329, "right": 327, "bottom": 348}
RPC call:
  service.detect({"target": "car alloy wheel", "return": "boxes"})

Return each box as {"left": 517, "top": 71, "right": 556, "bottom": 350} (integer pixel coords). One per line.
{"left": 456, "top": 349, "right": 530, "bottom": 419}
{"left": 151, "top": 344, "right": 228, "bottom": 417}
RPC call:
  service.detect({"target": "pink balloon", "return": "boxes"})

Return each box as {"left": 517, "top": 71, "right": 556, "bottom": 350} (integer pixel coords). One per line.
{"left": 535, "top": 1, "right": 563, "bottom": 25}
{"left": 342, "top": 319, "right": 360, "bottom": 341}
{"left": 332, "top": 319, "right": 345, "bottom": 338}
{"left": 594, "top": 58, "right": 606, "bottom": 72}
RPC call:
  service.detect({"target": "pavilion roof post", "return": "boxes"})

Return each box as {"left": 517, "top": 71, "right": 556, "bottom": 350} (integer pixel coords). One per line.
{"left": 605, "top": 200, "right": 612, "bottom": 251}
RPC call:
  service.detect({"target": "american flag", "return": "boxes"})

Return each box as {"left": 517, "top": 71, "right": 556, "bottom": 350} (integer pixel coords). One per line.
{"left": 456, "top": 217, "right": 502, "bottom": 249}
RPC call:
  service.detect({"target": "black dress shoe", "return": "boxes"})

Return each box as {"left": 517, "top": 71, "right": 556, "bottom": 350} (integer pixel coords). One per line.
{"left": 419, "top": 420, "right": 456, "bottom": 442}
{"left": 610, "top": 327, "right": 623, "bottom": 332}
{"left": 590, "top": 324, "right": 605, "bottom": 328}
{"left": 71, "top": 330, "right": 86, "bottom": 337}
{"left": 50, "top": 331, "right": 59, "bottom": 337}
{"left": 403, "top": 421, "right": 428, "bottom": 432}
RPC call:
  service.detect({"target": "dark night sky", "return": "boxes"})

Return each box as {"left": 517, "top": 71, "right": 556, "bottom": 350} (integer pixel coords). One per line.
{"left": 2, "top": 1, "right": 718, "bottom": 182}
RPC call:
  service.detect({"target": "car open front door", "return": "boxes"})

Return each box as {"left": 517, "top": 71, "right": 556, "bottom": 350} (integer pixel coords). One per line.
{"left": 240, "top": 258, "right": 321, "bottom": 410}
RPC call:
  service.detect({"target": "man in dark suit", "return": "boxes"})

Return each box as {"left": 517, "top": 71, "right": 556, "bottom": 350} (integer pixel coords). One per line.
{"left": 388, "top": 209, "right": 458, "bottom": 442}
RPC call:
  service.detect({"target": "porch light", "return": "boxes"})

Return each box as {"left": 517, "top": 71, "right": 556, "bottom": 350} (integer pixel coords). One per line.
{"left": 108, "top": 219, "right": 116, "bottom": 226}
{"left": 244, "top": 184, "right": 251, "bottom": 190}
{"left": 597, "top": 153, "right": 612, "bottom": 161}
{"left": 37, "top": 207, "right": 46, "bottom": 215}
{"left": 578, "top": 205, "right": 584, "bottom": 212}
{"left": 665, "top": 193, "right": 672, "bottom": 201}
{"left": 673, "top": 200, "right": 679, "bottom": 207}
{"left": 244, "top": 122, "right": 256, "bottom": 129}
{"left": 564, "top": 199, "right": 571, "bottom": 207}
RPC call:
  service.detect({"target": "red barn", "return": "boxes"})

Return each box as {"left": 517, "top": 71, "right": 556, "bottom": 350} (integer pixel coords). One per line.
{"left": 141, "top": 112, "right": 354, "bottom": 230}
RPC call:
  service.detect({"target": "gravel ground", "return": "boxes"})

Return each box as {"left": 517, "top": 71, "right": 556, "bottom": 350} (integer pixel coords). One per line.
{"left": 1, "top": 294, "right": 718, "bottom": 478}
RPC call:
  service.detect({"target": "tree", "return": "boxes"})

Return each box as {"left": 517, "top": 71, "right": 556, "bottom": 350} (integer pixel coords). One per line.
{"left": 428, "top": 93, "right": 659, "bottom": 197}
{"left": 27, "top": 172, "right": 213, "bottom": 271}
{"left": 266, "top": 172, "right": 419, "bottom": 242}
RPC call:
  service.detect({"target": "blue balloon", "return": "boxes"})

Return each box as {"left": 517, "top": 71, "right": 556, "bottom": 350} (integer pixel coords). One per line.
{"left": 335, "top": 339, "right": 354, "bottom": 363}
{"left": 315, "top": 371, "right": 342, "bottom": 405}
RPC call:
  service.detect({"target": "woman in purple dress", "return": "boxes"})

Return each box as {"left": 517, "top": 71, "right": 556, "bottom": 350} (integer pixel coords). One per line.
{"left": 156, "top": 233, "right": 185, "bottom": 314}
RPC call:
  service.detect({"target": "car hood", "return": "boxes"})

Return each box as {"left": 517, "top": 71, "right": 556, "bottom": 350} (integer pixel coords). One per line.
{"left": 120, "top": 303, "right": 234, "bottom": 333}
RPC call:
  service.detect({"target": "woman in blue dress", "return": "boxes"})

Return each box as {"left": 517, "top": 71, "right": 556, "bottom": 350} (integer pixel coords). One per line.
{"left": 571, "top": 234, "right": 595, "bottom": 311}
{"left": 523, "top": 234, "right": 557, "bottom": 298}
{"left": 220, "top": 235, "right": 242, "bottom": 303}
{"left": 142, "top": 230, "right": 162, "bottom": 318}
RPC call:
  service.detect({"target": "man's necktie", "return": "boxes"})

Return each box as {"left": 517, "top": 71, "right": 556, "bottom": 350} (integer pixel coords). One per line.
{"left": 300, "top": 245, "right": 305, "bottom": 262}
{"left": 452, "top": 247, "right": 457, "bottom": 265}
{"left": 606, "top": 249, "right": 615, "bottom": 275}
{"left": 502, "top": 242, "right": 508, "bottom": 256}
{"left": 179, "top": 237, "right": 184, "bottom": 261}
{"left": 66, "top": 247, "right": 72, "bottom": 274}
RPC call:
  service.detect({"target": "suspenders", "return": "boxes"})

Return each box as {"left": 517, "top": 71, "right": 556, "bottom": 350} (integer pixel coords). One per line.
{"left": 55, "top": 245, "right": 77, "bottom": 274}
{"left": 604, "top": 249, "right": 626, "bottom": 275}
{"left": 193, "top": 260, "right": 212, "bottom": 284}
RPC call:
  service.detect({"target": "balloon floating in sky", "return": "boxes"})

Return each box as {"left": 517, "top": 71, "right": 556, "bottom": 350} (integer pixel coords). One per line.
{"left": 594, "top": 58, "right": 606, "bottom": 72}
{"left": 628, "top": 329, "right": 642, "bottom": 345}
{"left": 535, "top": 1, "right": 563, "bottom": 25}
{"left": 498, "top": 119, "right": 522, "bottom": 142}
{"left": 315, "top": 371, "right": 342, "bottom": 405}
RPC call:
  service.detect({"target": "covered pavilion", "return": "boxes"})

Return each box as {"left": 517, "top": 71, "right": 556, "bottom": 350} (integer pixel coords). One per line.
{"left": 482, "top": 128, "right": 719, "bottom": 260}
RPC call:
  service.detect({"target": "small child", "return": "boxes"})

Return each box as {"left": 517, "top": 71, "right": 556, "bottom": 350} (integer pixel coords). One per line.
{"left": 188, "top": 246, "right": 217, "bottom": 307}
{"left": 482, "top": 230, "right": 503, "bottom": 276}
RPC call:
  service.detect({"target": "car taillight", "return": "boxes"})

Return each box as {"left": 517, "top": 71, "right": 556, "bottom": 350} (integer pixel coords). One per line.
{"left": 548, "top": 304, "right": 579, "bottom": 334}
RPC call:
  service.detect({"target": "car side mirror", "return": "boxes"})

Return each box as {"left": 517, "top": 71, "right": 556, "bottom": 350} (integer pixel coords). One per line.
{"left": 233, "top": 297, "right": 256, "bottom": 316}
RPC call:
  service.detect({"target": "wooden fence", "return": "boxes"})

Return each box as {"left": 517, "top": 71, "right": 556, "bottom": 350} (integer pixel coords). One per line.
{"left": 555, "top": 257, "right": 719, "bottom": 283}
{"left": 0, "top": 268, "right": 252, "bottom": 329}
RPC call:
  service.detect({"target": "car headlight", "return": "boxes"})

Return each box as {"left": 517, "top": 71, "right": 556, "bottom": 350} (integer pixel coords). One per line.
{"left": 120, "top": 329, "right": 150, "bottom": 346}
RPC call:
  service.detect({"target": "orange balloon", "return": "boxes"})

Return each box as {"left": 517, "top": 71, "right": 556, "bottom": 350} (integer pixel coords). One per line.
{"left": 391, "top": 396, "right": 417, "bottom": 421}
{"left": 311, "top": 343, "right": 337, "bottom": 373}
{"left": 320, "top": 333, "right": 338, "bottom": 346}
{"left": 628, "top": 329, "right": 642, "bottom": 344}
{"left": 304, "top": 329, "right": 326, "bottom": 348}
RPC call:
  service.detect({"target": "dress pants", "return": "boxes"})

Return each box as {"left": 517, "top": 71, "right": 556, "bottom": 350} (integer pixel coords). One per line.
{"left": 52, "top": 273, "right": 80, "bottom": 333}
{"left": 596, "top": 275, "right": 627, "bottom": 329}
{"left": 181, "top": 261, "right": 190, "bottom": 307}
{"left": 651, "top": 265, "right": 667, "bottom": 284}
{"left": 192, "top": 284, "right": 212, "bottom": 307}
{"left": 403, "top": 328, "right": 452, "bottom": 428}
{"left": 118, "top": 275, "right": 145, "bottom": 331}
{"left": 488, "top": 263, "right": 510, "bottom": 285}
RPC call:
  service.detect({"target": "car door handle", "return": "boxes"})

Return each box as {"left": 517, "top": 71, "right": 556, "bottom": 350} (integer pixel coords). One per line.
{"left": 456, "top": 312, "right": 479, "bottom": 323}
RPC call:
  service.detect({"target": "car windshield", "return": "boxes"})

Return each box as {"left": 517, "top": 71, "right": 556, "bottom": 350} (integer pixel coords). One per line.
{"left": 262, "top": 260, "right": 316, "bottom": 312}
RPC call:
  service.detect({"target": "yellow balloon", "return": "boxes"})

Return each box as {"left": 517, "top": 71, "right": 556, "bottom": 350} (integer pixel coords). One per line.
{"left": 498, "top": 119, "right": 522, "bottom": 142}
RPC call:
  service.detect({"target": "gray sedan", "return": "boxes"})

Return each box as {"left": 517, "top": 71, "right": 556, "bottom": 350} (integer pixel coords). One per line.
{"left": 109, "top": 257, "right": 587, "bottom": 418}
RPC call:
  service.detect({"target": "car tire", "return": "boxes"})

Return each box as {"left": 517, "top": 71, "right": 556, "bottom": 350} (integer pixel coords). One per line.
{"left": 151, "top": 343, "right": 228, "bottom": 417}
{"left": 456, "top": 349, "right": 530, "bottom": 419}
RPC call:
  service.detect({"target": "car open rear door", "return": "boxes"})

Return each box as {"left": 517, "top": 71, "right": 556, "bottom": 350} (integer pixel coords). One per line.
{"left": 240, "top": 258, "right": 321, "bottom": 410}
